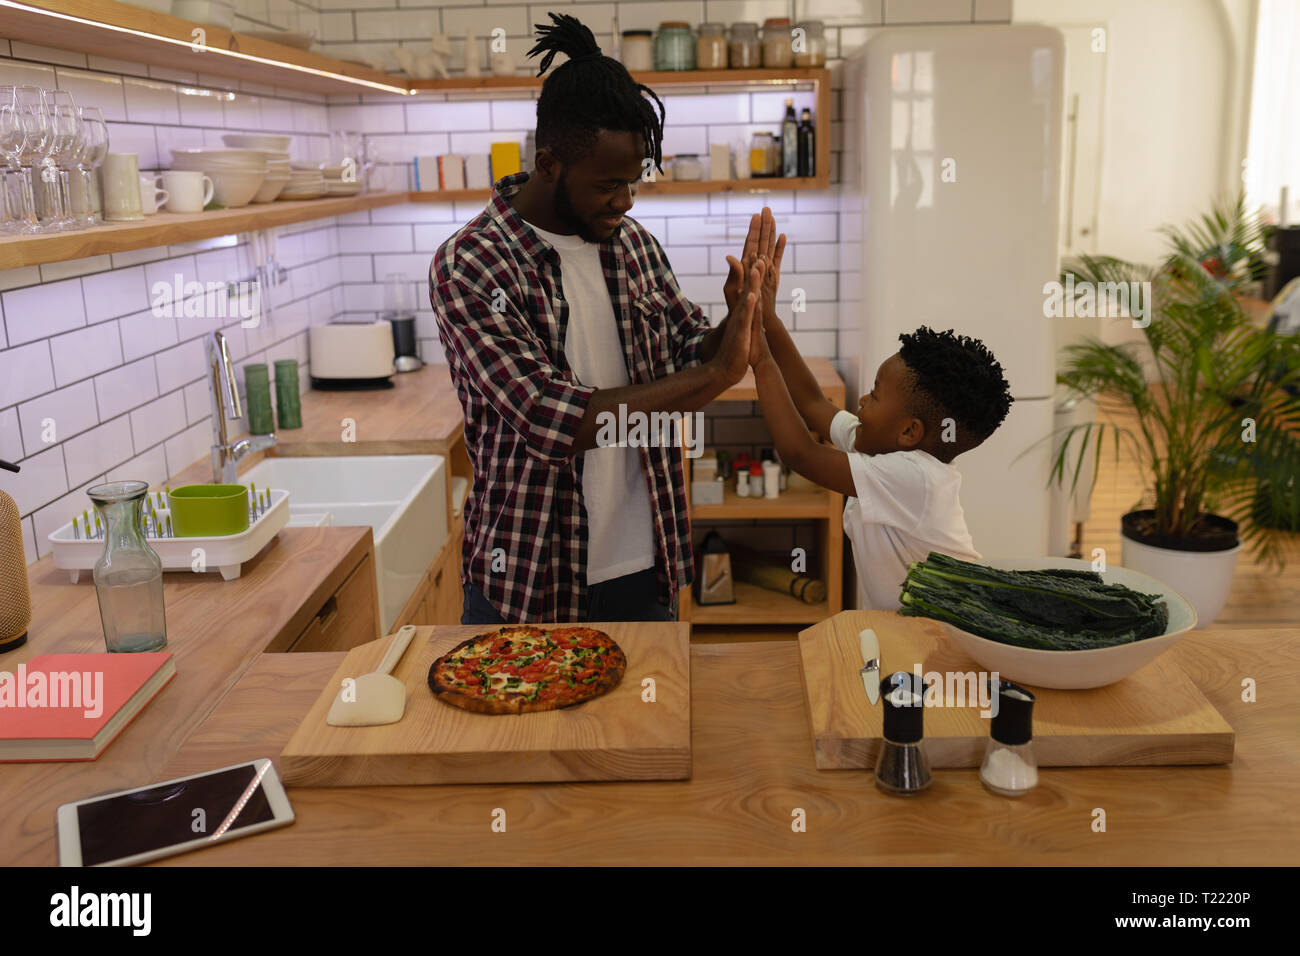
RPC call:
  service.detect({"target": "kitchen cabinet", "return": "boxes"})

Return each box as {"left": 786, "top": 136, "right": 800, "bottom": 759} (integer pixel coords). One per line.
{"left": 681, "top": 357, "right": 845, "bottom": 626}
{"left": 393, "top": 519, "right": 464, "bottom": 629}
{"left": 285, "top": 550, "right": 381, "bottom": 653}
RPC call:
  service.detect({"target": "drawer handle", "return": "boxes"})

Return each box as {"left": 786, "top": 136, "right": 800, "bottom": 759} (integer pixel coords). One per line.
{"left": 316, "top": 595, "right": 339, "bottom": 631}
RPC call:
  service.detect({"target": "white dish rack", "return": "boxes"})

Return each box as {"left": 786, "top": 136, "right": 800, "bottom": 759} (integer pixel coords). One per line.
{"left": 48, "top": 489, "right": 291, "bottom": 583}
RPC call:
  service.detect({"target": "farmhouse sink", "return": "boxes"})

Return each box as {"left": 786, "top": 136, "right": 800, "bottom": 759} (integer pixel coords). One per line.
{"left": 239, "top": 455, "right": 447, "bottom": 631}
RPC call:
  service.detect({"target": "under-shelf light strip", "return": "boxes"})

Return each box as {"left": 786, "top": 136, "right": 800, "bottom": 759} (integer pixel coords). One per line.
{"left": 0, "top": 0, "right": 414, "bottom": 96}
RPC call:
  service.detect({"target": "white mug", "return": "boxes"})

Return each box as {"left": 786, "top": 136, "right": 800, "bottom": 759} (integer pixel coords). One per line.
{"left": 161, "top": 170, "right": 215, "bottom": 214}
{"left": 138, "top": 174, "right": 169, "bottom": 215}
{"left": 101, "top": 152, "right": 144, "bottom": 221}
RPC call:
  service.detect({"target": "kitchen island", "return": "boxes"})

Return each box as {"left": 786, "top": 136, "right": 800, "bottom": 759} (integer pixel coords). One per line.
{"left": 11, "top": 626, "right": 1291, "bottom": 867}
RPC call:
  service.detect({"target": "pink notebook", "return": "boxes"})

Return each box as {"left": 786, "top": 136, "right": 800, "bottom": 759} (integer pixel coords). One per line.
{"left": 0, "top": 652, "right": 176, "bottom": 762}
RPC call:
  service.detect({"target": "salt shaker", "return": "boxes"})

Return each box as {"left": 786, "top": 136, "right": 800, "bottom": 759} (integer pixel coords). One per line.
{"left": 979, "top": 679, "right": 1038, "bottom": 796}
{"left": 874, "top": 671, "right": 932, "bottom": 795}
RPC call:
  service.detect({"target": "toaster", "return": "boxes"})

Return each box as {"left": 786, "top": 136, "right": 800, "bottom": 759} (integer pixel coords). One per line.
{"left": 309, "top": 321, "right": 396, "bottom": 389}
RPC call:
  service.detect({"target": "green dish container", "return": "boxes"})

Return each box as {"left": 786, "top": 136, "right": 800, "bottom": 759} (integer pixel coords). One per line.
{"left": 167, "top": 484, "right": 251, "bottom": 537}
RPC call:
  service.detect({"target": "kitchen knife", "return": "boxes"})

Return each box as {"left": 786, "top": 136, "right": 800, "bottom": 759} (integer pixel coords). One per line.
{"left": 858, "top": 628, "right": 880, "bottom": 705}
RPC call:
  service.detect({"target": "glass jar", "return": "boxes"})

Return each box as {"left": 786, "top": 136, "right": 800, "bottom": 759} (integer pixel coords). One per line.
{"left": 793, "top": 20, "right": 826, "bottom": 67}
{"left": 620, "top": 30, "right": 653, "bottom": 71}
{"left": 89, "top": 480, "right": 167, "bottom": 653}
{"left": 762, "top": 17, "right": 794, "bottom": 69}
{"left": 654, "top": 22, "right": 696, "bottom": 71}
{"left": 750, "top": 132, "right": 776, "bottom": 177}
{"left": 728, "top": 22, "right": 760, "bottom": 69}
{"left": 673, "top": 154, "right": 703, "bottom": 181}
{"left": 696, "top": 23, "right": 728, "bottom": 69}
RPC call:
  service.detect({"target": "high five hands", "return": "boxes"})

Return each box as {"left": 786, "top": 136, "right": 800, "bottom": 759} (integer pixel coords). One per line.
{"left": 722, "top": 207, "right": 787, "bottom": 371}
{"left": 723, "top": 206, "right": 788, "bottom": 322}
{"left": 715, "top": 256, "right": 766, "bottom": 385}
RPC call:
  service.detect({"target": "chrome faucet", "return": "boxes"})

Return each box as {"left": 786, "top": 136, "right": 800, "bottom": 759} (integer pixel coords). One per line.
{"left": 205, "top": 331, "right": 276, "bottom": 484}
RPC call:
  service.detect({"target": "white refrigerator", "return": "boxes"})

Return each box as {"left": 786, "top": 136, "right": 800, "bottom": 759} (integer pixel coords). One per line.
{"left": 837, "top": 25, "right": 1066, "bottom": 561}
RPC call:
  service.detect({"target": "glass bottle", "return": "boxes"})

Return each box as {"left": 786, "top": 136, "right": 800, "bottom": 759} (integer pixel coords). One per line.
{"left": 89, "top": 480, "right": 167, "bottom": 653}
{"left": 781, "top": 98, "right": 798, "bottom": 177}
{"left": 793, "top": 20, "right": 826, "bottom": 67}
{"left": 761, "top": 17, "right": 794, "bottom": 68}
{"left": 874, "top": 671, "right": 932, "bottom": 794}
{"left": 750, "top": 132, "right": 774, "bottom": 177}
{"left": 979, "top": 680, "right": 1038, "bottom": 796}
{"left": 797, "top": 107, "right": 815, "bottom": 177}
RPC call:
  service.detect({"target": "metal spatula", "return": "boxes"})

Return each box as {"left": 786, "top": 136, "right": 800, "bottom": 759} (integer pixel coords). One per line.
{"left": 326, "top": 625, "right": 418, "bottom": 727}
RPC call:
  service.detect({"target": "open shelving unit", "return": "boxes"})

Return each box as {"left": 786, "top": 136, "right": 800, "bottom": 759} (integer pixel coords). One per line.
{"left": 680, "top": 357, "right": 845, "bottom": 626}
{"left": 1, "top": 2, "right": 835, "bottom": 267}
{"left": 0, "top": 191, "right": 408, "bottom": 268}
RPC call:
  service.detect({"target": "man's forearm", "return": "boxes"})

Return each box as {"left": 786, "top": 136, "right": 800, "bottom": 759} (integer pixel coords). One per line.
{"left": 571, "top": 362, "right": 729, "bottom": 453}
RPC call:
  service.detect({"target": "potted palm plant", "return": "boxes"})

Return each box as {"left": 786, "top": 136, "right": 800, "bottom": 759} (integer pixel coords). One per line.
{"left": 1052, "top": 193, "right": 1300, "bottom": 627}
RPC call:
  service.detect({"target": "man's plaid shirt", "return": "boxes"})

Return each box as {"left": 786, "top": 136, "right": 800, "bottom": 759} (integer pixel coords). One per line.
{"left": 429, "top": 172, "right": 713, "bottom": 623}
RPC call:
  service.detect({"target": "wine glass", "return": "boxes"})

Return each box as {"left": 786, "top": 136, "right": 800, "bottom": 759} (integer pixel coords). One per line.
{"left": 13, "top": 86, "right": 53, "bottom": 232}
{"left": 75, "top": 106, "right": 108, "bottom": 227}
{"left": 0, "top": 86, "right": 28, "bottom": 233}
{"left": 44, "top": 89, "right": 81, "bottom": 230}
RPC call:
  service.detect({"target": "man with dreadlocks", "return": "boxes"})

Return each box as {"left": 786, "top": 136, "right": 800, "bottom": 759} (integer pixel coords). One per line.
{"left": 431, "top": 13, "right": 767, "bottom": 625}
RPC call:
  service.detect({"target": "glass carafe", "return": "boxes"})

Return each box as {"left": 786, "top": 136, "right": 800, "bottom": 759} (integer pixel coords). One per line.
{"left": 88, "top": 481, "right": 167, "bottom": 653}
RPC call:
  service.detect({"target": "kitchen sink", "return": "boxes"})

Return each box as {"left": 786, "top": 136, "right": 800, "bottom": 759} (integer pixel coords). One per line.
{"left": 239, "top": 455, "right": 447, "bottom": 632}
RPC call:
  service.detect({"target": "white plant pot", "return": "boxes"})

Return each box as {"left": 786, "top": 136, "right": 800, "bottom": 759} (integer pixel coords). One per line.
{"left": 1121, "top": 534, "right": 1240, "bottom": 629}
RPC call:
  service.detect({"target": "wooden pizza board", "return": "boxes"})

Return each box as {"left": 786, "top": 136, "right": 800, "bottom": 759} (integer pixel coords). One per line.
{"left": 280, "top": 622, "right": 691, "bottom": 786}
{"left": 798, "top": 611, "right": 1235, "bottom": 769}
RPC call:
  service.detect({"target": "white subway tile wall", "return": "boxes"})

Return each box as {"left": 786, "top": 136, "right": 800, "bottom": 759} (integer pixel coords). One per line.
{"left": 2, "top": 1, "right": 1007, "bottom": 565}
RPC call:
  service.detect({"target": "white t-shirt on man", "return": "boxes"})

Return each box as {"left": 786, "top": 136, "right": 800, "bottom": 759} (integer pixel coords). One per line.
{"left": 530, "top": 224, "right": 656, "bottom": 585}
{"left": 828, "top": 410, "right": 981, "bottom": 610}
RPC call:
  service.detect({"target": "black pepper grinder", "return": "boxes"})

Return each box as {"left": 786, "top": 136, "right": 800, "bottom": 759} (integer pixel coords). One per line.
{"left": 874, "top": 671, "right": 932, "bottom": 795}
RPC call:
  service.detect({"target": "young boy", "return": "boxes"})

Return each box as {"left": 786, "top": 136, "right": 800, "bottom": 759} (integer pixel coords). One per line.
{"left": 736, "top": 210, "right": 1014, "bottom": 610}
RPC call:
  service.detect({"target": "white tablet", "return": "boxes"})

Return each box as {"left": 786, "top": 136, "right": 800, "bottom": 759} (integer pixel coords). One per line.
{"left": 56, "top": 758, "right": 295, "bottom": 867}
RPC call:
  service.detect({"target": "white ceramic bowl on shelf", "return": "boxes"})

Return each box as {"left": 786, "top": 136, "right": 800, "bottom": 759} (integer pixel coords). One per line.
{"left": 251, "top": 175, "right": 290, "bottom": 203}
{"left": 926, "top": 556, "right": 1197, "bottom": 690}
{"left": 222, "top": 133, "right": 293, "bottom": 152}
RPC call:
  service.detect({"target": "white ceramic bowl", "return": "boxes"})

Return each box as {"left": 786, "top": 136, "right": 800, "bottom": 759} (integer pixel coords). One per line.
{"left": 927, "top": 556, "right": 1197, "bottom": 689}
{"left": 201, "top": 168, "right": 266, "bottom": 207}
{"left": 251, "top": 175, "right": 290, "bottom": 203}
{"left": 221, "top": 133, "right": 293, "bottom": 152}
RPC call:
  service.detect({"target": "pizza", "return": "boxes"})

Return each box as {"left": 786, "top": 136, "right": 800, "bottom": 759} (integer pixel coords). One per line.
{"left": 427, "top": 626, "right": 627, "bottom": 715}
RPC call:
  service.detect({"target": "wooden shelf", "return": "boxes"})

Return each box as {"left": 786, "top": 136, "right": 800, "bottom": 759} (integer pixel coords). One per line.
{"left": 685, "top": 580, "right": 828, "bottom": 626}
{"left": 0, "top": 0, "right": 409, "bottom": 94}
{"left": 408, "top": 67, "right": 830, "bottom": 93}
{"left": 718, "top": 356, "right": 846, "bottom": 405}
{"left": 409, "top": 176, "right": 829, "bottom": 203}
{"left": 692, "top": 473, "right": 834, "bottom": 520}
{"left": 0, "top": 191, "right": 408, "bottom": 269}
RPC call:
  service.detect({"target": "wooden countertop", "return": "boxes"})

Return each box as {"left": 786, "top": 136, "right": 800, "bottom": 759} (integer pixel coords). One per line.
{"left": 1, "top": 525, "right": 373, "bottom": 866}
{"left": 146, "top": 626, "right": 1300, "bottom": 866}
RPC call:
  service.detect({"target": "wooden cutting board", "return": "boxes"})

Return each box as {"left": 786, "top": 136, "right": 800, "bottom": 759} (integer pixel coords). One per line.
{"left": 280, "top": 622, "right": 690, "bottom": 786}
{"left": 798, "top": 611, "right": 1234, "bottom": 769}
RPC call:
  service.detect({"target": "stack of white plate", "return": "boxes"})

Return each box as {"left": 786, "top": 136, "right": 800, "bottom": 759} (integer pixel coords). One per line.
{"left": 280, "top": 162, "right": 329, "bottom": 201}
{"left": 322, "top": 162, "right": 363, "bottom": 197}
{"left": 170, "top": 147, "right": 267, "bottom": 208}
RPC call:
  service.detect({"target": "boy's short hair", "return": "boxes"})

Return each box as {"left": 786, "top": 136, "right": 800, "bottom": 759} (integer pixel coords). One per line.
{"left": 897, "top": 326, "right": 1013, "bottom": 452}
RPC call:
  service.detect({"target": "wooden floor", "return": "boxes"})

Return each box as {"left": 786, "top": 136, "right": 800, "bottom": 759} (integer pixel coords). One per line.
{"left": 695, "top": 400, "right": 1300, "bottom": 640}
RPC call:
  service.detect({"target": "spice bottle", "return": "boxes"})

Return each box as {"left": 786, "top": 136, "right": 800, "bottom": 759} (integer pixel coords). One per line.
{"left": 748, "top": 462, "right": 764, "bottom": 497}
{"left": 874, "top": 671, "right": 932, "bottom": 795}
{"left": 736, "top": 468, "right": 750, "bottom": 497}
{"left": 979, "top": 680, "right": 1038, "bottom": 796}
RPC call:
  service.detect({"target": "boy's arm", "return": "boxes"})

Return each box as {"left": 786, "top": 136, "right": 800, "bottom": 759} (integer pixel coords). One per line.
{"left": 751, "top": 333, "right": 857, "bottom": 499}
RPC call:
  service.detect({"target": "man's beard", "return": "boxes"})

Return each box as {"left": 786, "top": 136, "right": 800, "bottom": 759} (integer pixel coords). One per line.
{"left": 553, "top": 172, "right": 616, "bottom": 244}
